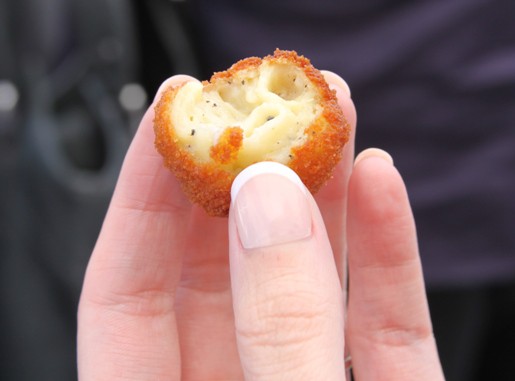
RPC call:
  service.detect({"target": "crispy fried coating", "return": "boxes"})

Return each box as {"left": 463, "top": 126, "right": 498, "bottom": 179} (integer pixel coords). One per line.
{"left": 154, "top": 49, "right": 350, "bottom": 216}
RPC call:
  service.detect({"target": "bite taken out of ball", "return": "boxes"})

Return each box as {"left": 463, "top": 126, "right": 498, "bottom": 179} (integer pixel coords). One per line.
{"left": 154, "top": 49, "right": 350, "bottom": 217}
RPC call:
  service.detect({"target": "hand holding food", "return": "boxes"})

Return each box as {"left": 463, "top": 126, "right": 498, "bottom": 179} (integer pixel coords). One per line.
{"left": 79, "top": 58, "right": 444, "bottom": 380}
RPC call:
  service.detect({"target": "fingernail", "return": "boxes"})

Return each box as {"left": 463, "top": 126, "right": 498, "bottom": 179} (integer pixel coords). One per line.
{"left": 153, "top": 75, "right": 198, "bottom": 103}
{"left": 354, "top": 148, "right": 394, "bottom": 167}
{"left": 231, "top": 162, "right": 312, "bottom": 250}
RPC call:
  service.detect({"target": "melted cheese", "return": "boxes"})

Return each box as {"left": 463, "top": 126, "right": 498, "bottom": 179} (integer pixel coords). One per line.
{"left": 170, "top": 61, "right": 321, "bottom": 167}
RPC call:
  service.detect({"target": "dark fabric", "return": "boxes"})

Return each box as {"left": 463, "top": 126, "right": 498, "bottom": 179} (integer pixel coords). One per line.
{"left": 133, "top": 1, "right": 202, "bottom": 95}
{"left": 190, "top": 0, "right": 515, "bottom": 288}
{"left": 0, "top": 0, "right": 137, "bottom": 379}
{"left": 428, "top": 283, "right": 515, "bottom": 381}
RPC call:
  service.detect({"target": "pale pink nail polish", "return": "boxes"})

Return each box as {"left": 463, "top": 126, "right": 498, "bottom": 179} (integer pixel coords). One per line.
{"left": 231, "top": 162, "right": 312, "bottom": 250}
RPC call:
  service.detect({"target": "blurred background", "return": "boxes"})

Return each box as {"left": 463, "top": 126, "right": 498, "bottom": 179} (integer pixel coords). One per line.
{"left": 1, "top": 0, "right": 514, "bottom": 380}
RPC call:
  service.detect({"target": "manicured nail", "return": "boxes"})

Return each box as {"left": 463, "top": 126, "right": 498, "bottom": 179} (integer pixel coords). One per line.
{"left": 231, "top": 162, "right": 312, "bottom": 250}
{"left": 354, "top": 148, "right": 394, "bottom": 167}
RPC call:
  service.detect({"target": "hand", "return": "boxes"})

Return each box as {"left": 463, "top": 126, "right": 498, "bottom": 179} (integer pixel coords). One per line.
{"left": 77, "top": 73, "right": 444, "bottom": 380}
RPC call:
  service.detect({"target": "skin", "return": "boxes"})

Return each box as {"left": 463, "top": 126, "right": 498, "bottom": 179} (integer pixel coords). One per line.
{"left": 77, "top": 72, "right": 445, "bottom": 381}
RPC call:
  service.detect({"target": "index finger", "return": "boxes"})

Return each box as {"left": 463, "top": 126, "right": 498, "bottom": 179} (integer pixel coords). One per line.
{"left": 77, "top": 76, "right": 195, "bottom": 381}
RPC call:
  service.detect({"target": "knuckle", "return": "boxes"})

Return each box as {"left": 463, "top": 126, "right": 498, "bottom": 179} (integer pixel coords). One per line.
{"left": 366, "top": 323, "right": 434, "bottom": 348}
{"left": 236, "top": 280, "right": 335, "bottom": 348}
{"left": 81, "top": 287, "right": 174, "bottom": 318}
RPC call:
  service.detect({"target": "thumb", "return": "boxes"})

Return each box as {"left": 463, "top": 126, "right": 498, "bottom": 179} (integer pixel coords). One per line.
{"left": 228, "top": 162, "right": 346, "bottom": 381}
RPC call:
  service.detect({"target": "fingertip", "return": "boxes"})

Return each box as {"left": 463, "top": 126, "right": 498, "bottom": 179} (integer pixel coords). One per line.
{"left": 321, "top": 71, "right": 357, "bottom": 143}
{"left": 230, "top": 162, "right": 311, "bottom": 250}
{"left": 322, "top": 70, "right": 351, "bottom": 98}
{"left": 354, "top": 148, "right": 394, "bottom": 167}
{"left": 348, "top": 147, "right": 415, "bottom": 269}
{"left": 153, "top": 74, "right": 199, "bottom": 103}
{"left": 349, "top": 148, "right": 405, "bottom": 222}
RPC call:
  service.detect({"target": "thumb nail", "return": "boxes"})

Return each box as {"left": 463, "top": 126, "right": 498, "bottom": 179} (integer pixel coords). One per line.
{"left": 231, "top": 162, "right": 312, "bottom": 250}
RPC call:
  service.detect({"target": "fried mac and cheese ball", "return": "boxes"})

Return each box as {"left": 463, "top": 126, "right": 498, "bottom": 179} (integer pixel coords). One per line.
{"left": 154, "top": 49, "right": 350, "bottom": 216}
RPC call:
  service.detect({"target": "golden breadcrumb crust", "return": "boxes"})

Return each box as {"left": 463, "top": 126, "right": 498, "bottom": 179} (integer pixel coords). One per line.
{"left": 154, "top": 49, "right": 350, "bottom": 217}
